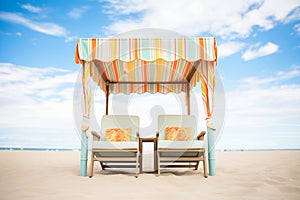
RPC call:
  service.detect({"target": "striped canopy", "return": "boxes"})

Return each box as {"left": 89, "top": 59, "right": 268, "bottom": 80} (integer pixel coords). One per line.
{"left": 75, "top": 37, "right": 218, "bottom": 130}
{"left": 75, "top": 38, "right": 217, "bottom": 94}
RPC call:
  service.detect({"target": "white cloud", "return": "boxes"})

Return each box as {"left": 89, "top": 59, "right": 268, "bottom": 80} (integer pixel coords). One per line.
{"left": 277, "top": 68, "right": 300, "bottom": 79}
{"left": 101, "top": 0, "right": 149, "bottom": 16}
{"left": 242, "top": 42, "right": 279, "bottom": 61}
{"left": 226, "top": 68, "right": 300, "bottom": 127}
{"left": 283, "top": 6, "right": 300, "bottom": 23}
{"left": 21, "top": 4, "right": 42, "bottom": 13}
{"left": 67, "top": 6, "right": 89, "bottom": 19}
{"left": 226, "top": 85, "right": 300, "bottom": 126}
{"left": 218, "top": 41, "right": 246, "bottom": 58}
{"left": 64, "top": 35, "right": 79, "bottom": 43}
{"left": 0, "top": 12, "right": 67, "bottom": 37}
{"left": 0, "top": 63, "right": 78, "bottom": 130}
{"left": 294, "top": 23, "right": 300, "bottom": 35}
{"left": 240, "top": 67, "right": 300, "bottom": 88}
{"left": 101, "top": 0, "right": 300, "bottom": 38}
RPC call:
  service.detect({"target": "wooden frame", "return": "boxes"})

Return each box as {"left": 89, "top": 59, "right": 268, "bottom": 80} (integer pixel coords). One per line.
{"left": 156, "top": 131, "right": 208, "bottom": 178}
{"left": 94, "top": 60, "right": 199, "bottom": 117}
{"left": 89, "top": 131, "right": 140, "bottom": 178}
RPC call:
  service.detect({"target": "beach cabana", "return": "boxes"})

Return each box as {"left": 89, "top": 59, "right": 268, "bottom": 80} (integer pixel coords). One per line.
{"left": 74, "top": 37, "right": 218, "bottom": 176}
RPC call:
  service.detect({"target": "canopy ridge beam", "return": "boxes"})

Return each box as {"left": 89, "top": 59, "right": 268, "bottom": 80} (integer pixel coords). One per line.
{"left": 185, "top": 61, "right": 200, "bottom": 116}
{"left": 93, "top": 61, "right": 110, "bottom": 115}
{"left": 93, "top": 61, "right": 109, "bottom": 83}
{"left": 186, "top": 61, "right": 200, "bottom": 82}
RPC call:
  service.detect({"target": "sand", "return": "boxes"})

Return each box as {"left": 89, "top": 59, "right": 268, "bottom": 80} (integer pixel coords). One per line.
{"left": 0, "top": 150, "right": 299, "bottom": 200}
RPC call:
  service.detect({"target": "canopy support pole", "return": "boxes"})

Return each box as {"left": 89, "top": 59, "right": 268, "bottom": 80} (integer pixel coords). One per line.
{"left": 80, "top": 131, "right": 88, "bottom": 176}
{"left": 106, "top": 83, "right": 109, "bottom": 115}
{"left": 207, "top": 126, "right": 216, "bottom": 176}
{"left": 80, "top": 61, "right": 89, "bottom": 176}
{"left": 186, "top": 83, "right": 190, "bottom": 115}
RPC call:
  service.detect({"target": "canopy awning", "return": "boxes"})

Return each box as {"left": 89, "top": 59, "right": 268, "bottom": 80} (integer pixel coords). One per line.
{"left": 75, "top": 38, "right": 217, "bottom": 94}
{"left": 75, "top": 36, "right": 218, "bottom": 177}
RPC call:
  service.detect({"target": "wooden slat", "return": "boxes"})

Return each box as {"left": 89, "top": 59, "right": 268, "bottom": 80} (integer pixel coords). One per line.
{"left": 101, "top": 161, "right": 136, "bottom": 163}
{"left": 103, "top": 165, "right": 138, "bottom": 169}
{"left": 159, "top": 160, "right": 199, "bottom": 163}
{"left": 94, "top": 157, "right": 137, "bottom": 162}
{"left": 92, "top": 149, "right": 138, "bottom": 153}
{"left": 159, "top": 157, "right": 201, "bottom": 162}
{"left": 160, "top": 165, "right": 197, "bottom": 168}
{"left": 158, "top": 149, "right": 204, "bottom": 152}
{"left": 140, "top": 137, "right": 156, "bottom": 142}
{"left": 96, "top": 155, "right": 136, "bottom": 158}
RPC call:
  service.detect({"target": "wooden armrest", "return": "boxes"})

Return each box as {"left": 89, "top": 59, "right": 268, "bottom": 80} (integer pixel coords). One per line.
{"left": 91, "top": 131, "right": 101, "bottom": 141}
{"left": 156, "top": 132, "right": 159, "bottom": 140}
{"left": 197, "top": 131, "right": 206, "bottom": 140}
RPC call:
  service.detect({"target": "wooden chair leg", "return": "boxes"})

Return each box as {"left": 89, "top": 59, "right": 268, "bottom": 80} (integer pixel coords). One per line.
{"left": 154, "top": 139, "right": 158, "bottom": 173}
{"left": 135, "top": 151, "right": 139, "bottom": 178}
{"left": 154, "top": 149, "right": 157, "bottom": 172}
{"left": 99, "top": 161, "right": 105, "bottom": 170}
{"left": 157, "top": 151, "right": 161, "bottom": 176}
{"left": 195, "top": 161, "right": 200, "bottom": 170}
{"left": 195, "top": 152, "right": 201, "bottom": 170}
{"left": 139, "top": 140, "right": 143, "bottom": 174}
{"left": 203, "top": 155, "right": 208, "bottom": 178}
{"left": 89, "top": 152, "right": 94, "bottom": 178}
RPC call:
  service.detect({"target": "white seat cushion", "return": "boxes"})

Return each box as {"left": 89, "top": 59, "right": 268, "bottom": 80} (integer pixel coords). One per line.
{"left": 158, "top": 140, "right": 205, "bottom": 149}
{"left": 92, "top": 141, "right": 138, "bottom": 150}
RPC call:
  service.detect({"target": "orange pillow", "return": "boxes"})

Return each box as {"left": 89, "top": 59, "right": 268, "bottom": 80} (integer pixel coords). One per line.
{"left": 166, "top": 127, "right": 191, "bottom": 141}
{"left": 106, "top": 128, "right": 131, "bottom": 142}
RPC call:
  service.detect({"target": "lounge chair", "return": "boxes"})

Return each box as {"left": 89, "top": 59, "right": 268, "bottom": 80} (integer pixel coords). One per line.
{"left": 156, "top": 115, "right": 208, "bottom": 178}
{"left": 89, "top": 115, "right": 140, "bottom": 178}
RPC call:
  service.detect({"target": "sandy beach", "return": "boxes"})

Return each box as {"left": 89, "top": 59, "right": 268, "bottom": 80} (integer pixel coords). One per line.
{"left": 0, "top": 150, "right": 299, "bottom": 200}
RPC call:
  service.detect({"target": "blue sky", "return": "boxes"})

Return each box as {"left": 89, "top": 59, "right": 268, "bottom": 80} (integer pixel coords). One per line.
{"left": 0, "top": 0, "right": 300, "bottom": 150}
